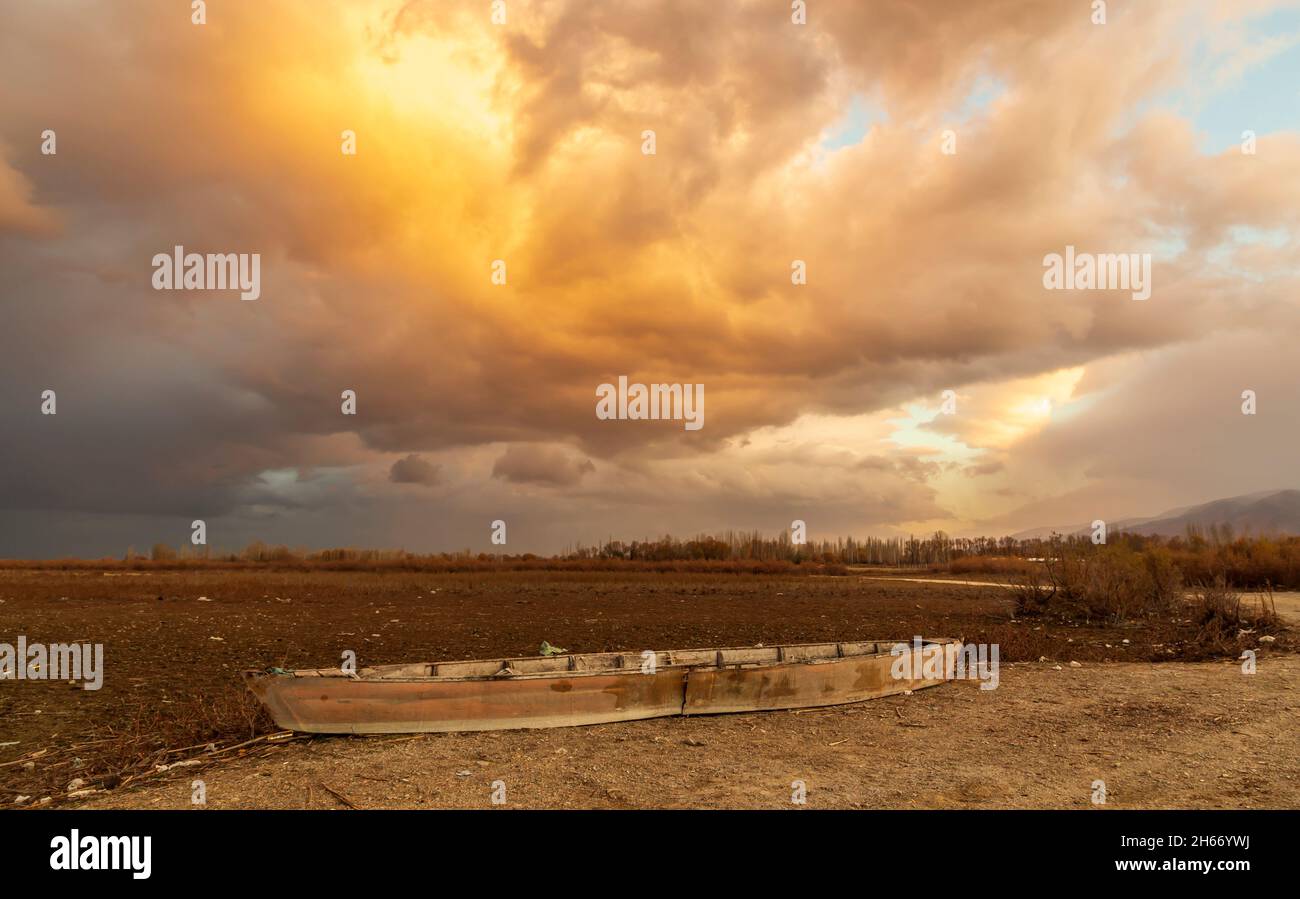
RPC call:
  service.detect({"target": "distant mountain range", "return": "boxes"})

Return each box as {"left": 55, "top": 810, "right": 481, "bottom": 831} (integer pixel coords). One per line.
{"left": 1012, "top": 489, "right": 1300, "bottom": 540}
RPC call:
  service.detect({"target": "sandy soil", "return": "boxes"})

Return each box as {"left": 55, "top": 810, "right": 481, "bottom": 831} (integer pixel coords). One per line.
{"left": 79, "top": 654, "right": 1300, "bottom": 810}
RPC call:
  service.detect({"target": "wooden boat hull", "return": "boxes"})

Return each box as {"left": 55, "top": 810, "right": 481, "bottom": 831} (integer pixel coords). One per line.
{"left": 244, "top": 639, "right": 959, "bottom": 735}
{"left": 245, "top": 666, "right": 690, "bottom": 734}
{"left": 684, "top": 655, "right": 935, "bottom": 715}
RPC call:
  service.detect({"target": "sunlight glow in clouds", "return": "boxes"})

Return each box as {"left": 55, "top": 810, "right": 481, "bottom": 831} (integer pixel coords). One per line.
{"left": 0, "top": 0, "right": 1298, "bottom": 555}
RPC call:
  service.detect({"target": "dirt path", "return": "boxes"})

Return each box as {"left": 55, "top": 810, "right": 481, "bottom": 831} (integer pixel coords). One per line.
{"left": 78, "top": 655, "right": 1300, "bottom": 810}
{"left": 862, "top": 576, "right": 1018, "bottom": 588}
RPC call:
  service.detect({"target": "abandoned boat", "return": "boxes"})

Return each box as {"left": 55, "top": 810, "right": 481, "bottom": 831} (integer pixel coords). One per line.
{"left": 244, "top": 638, "right": 961, "bottom": 734}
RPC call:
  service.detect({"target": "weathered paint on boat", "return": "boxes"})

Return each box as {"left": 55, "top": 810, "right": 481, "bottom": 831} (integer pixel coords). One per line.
{"left": 244, "top": 639, "right": 960, "bottom": 735}
{"left": 245, "top": 666, "right": 690, "bottom": 734}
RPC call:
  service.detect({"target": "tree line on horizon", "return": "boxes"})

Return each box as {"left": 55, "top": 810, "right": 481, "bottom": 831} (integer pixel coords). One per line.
{"left": 98, "top": 523, "right": 1300, "bottom": 587}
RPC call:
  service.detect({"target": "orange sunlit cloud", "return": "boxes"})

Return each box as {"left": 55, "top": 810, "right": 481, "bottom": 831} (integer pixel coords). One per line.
{"left": 1, "top": 1, "right": 1299, "bottom": 555}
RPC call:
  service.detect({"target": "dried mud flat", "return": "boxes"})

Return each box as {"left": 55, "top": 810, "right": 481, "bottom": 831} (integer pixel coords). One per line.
{"left": 2, "top": 567, "right": 1296, "bottom": 809}
{"left": 81, "top": 655, "right": 1300, "bottom": 810}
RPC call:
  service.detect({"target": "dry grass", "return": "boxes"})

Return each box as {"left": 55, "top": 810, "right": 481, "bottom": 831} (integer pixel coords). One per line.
{"left": 7, "top": 690, "right": 283, "bottom": 804}
{"left": 1189, "top": 578, "right": 1281, "bottom": 656}
{"left": 1009, "top": 543, "right": 1181, "bottom": 624}
{"left": 952, "top": 534, "right": 1300, "bottom": 589}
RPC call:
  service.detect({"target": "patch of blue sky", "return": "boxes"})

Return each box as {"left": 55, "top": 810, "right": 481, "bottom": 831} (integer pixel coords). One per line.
{"left": 1228, "top": 225, "right": 1291, "bottom": 247}
{"left": 1197, "top": 18, "right": 1300, "bottom": 153}
{"left": 818, "top": 92, "right": 888, "bottom": 151}
{"left": 952, "top": 73, "right": 1007, "bottom": 122}
{"left": 1205, "top": 225, "right": 1294, "bottom": 280}
{"left": 1145, "top": 227, "right": 1189, "bottom": 262}
{"left": 818, "top": 75, "right": 1006, "bottom": 157}
{"left": 1115, "top": 7, "right": 1300, "bottom": 153}
{"left": 1131, "top": 219, "right": 1287, "bottom": 268}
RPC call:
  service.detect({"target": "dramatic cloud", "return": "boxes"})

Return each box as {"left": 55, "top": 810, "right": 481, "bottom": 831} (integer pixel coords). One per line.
{"left": 1, "top": 0, "right": 1297, "bottom": 555}
{"left": 0, "top": 155, "right": 59, "bottom": 238}
{"left": 388, "top": 454, "right": 441, "bottom": 487}
{"left": 492, "top": 445, "right": 594, "bottom": 487}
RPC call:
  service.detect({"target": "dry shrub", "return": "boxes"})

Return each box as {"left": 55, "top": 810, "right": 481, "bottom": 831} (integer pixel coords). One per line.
{"left": 1190, "top": 577, "right": 1280, "bottom": 654}
{"left": 70, "top": 689, "right": 276, "bottom": 795}
{"left": 1143, "top": 545, "right": 1185, "bottom": 610}
{"left": 1014, "top": 542, "right": 1180, "bottom": 623}
{"left": 1009, "top": 566, "right": 1055, "bottom": 617}
{"left": 1016, "top": 550, "right": 1285, "bottom": 659}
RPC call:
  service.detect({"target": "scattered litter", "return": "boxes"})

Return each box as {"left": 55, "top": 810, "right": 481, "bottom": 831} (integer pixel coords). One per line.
{"left": 155, "top": 759, "right": 202, "bottom": 772}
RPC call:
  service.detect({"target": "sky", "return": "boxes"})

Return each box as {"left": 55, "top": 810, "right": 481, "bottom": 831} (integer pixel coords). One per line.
{"left": 1, "top": 0, "right": 1298, "bottom": 558}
